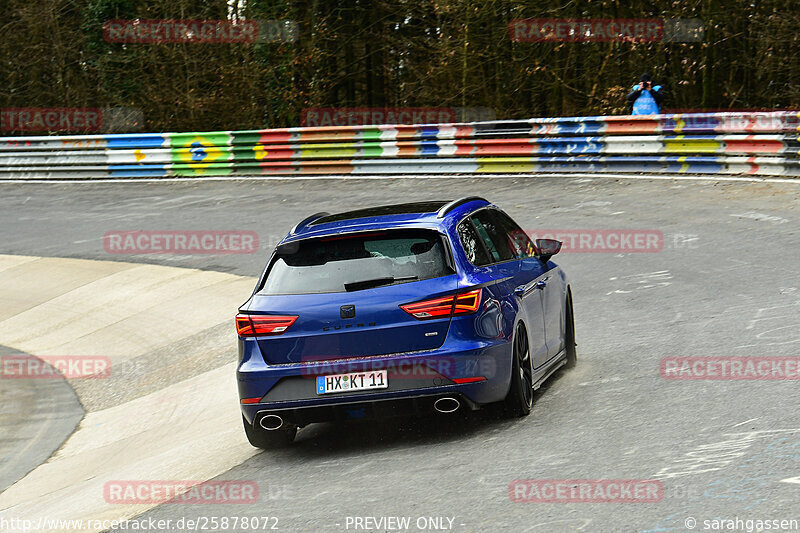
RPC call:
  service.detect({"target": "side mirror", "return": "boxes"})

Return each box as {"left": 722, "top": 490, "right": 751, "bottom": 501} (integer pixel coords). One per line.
{"left": 535, "top": 238, "right": 562, "bottom": 262}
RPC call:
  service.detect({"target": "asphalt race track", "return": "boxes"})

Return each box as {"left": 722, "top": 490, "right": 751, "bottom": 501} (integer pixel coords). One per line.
{"left": 0, "top": 175, "right": 799, "bottom": 533}
{"left": 0, "top": 346, "right": 83, "bottom": 494}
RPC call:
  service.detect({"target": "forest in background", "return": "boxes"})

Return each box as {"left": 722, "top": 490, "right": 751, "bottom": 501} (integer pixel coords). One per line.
{"left": 1, "top": 0, "right": 799, "bottom": 132}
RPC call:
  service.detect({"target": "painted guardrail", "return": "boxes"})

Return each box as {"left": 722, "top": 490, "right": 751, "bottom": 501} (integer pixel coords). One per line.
{"left": 1, "top": 111, "right": 799, "bottom": 179}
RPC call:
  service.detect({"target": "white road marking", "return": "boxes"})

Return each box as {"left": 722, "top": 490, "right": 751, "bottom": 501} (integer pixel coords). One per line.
{"left": 654, "top": 429, "right": 800, "bottom": 480}
{"left": 668, "top": 312, "right": 683, "bottom": 325}
{"left": 745, "top": 302, "right": 800, "bottom": 329}
{"left": 577, "top": 200, "right": 612, "bottom": 207}
{"left": 735, "top": 299, "right": 800, "bottom": 348}
{"left": 730, "top": 211, "right": 790, "bottom": 224}
{"left": 606, "top": 271, "right": 673, "bottom": 295}
{"left": 527, "top": 519, "right": 593, "bottom": 531}
{"left": 732, "top": 418, "right": 759, "bottom": 428}
{"left": 577, "top": 376, "right": 624, "bottom": 387}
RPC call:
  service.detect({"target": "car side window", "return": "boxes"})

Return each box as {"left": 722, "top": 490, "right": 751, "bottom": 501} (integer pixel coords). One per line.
{"left": 489, "top": 209, "right": 536, "bottom": 259}
{"left": 470, "top": 210, "right": 515, "bottom": 263}
{"left": 457, "top": 220, "right": 491, "bottom": 266}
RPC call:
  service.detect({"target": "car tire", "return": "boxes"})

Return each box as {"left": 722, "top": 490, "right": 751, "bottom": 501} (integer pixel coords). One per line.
{"left": 564, "top": 291, "right": 577, "bottom": 369}
{"left": 503, "top": 323, "right": 533, "bottom": 418}
{"left": 242, "top": 415, "right": 297, "bottom": 449}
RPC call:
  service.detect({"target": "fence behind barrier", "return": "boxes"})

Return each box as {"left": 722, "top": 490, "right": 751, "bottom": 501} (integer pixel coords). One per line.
{"left": 1, "top": 111, "right": 798, "bottom": 179}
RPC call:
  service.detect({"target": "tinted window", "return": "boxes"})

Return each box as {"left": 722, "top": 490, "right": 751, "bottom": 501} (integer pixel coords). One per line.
{"left": 260, "top": 230, "right": 452, "bottom": 294}
{"left": 457, "top": 220, "right": 491, "bottom": 266}
{"left": 490, "top": 209, "right": 536, "bottom": 259}
{"left": 470, "top": 210, "right": 515, "bottom": 263}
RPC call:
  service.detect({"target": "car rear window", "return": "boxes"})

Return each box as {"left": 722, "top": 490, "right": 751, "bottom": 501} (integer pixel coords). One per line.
{"left": 260, "top": 230, "right": 453, "bottom": 294}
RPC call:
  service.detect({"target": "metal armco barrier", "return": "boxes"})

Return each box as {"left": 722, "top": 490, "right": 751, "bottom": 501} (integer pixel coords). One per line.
{"left": 1, "top": 111, "right": 799, "bottom": 179}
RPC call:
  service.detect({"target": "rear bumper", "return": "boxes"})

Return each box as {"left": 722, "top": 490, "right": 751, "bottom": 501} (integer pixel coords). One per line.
{"left": 247, "top": 392, "right": 479, "bottom": 427}
{"left": 237, "top": 339, "right": 512, "bottom": 425}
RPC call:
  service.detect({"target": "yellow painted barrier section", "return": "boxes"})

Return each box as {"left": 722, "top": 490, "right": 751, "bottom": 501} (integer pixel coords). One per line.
{"left": 663, "top": 136, "right": 722, "bottom": 153}
{"left": 476, "top": 157, "right": 537, "bottom": 173}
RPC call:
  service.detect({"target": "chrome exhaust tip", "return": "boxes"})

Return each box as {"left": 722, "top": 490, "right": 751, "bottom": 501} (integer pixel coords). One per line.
{"left": 259, "top": 414, "right": 284, "bottom": 431}
{"left": 434, "top": 397, "right": 460, "bottom": 414}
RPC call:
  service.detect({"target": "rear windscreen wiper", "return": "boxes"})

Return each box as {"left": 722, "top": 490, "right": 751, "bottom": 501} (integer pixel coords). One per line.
{"left": 344, "top": 276, "right": 418, "bottom": 292}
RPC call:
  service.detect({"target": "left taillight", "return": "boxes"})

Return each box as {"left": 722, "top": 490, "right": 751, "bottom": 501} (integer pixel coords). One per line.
{"left": 400, "top": 288, "right": 482, "bottom": 320}
{"left": 235, "top": 314, "right": 298, "bottom": 337}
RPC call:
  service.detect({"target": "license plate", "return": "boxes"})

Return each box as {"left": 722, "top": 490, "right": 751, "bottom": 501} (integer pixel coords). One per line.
{"left": 316, "top": 370, "right": 388, "bottom": 395}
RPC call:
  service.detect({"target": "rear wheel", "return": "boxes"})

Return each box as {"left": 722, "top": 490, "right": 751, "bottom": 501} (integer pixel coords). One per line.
{"left": 503, "top": 323, "right": 533, "bottom": 418}
{"left": 564, "top": 292, "right": 577, "bottom": 369}
{"left": 242, "top": 415, "right": 296, "bottom": 449}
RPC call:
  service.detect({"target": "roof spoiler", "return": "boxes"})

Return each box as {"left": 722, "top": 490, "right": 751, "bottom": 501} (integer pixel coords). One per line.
{"left": 437, "top": 196, "right": 489, "bottom": 218}
{"left": 290, "top": 212, "right": 330, "bottom": 235}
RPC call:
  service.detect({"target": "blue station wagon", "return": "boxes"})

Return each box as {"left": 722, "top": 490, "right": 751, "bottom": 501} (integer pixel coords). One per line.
{"left": 236, "top": 197, "right": 576, "bottom": 448}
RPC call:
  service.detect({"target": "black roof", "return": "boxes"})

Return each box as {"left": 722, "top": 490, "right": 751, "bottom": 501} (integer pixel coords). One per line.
{"left": 309, "top": 201, "right": 449, "bottom": 226}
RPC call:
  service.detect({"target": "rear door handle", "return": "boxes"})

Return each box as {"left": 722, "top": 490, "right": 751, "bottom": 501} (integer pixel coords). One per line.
{"left": 535, "top": 280, "right": 547, "bottom": 289}
{"left": 514, "top": 286, "right": 526, "bottom": 297}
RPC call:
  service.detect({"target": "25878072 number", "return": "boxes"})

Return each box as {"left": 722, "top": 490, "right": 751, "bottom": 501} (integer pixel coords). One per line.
{"left": 194, "top": 516, "right": 279, "bottom": 530}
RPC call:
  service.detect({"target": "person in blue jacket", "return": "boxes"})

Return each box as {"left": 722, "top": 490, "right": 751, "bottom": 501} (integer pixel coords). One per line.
{"left": 626, "top": 73, "right": 664, "bottom": 115}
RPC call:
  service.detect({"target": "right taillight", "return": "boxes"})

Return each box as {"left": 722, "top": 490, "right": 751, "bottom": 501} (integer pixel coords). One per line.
{"left": 236, "top": 314, "right": 298, "bottom": 337}
{"left": 400, "top": 288, "right": 482, "bottom": 320}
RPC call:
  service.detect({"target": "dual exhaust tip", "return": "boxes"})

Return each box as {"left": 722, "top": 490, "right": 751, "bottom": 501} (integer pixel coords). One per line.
{"left": 258, "top": 397, "right": 460, "bottom": 429}
{"left": 259, "top": 414, "right": 284, "bottom": 431}
{"left": 433, "top": 397, "right": 460, "bottom": 414}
